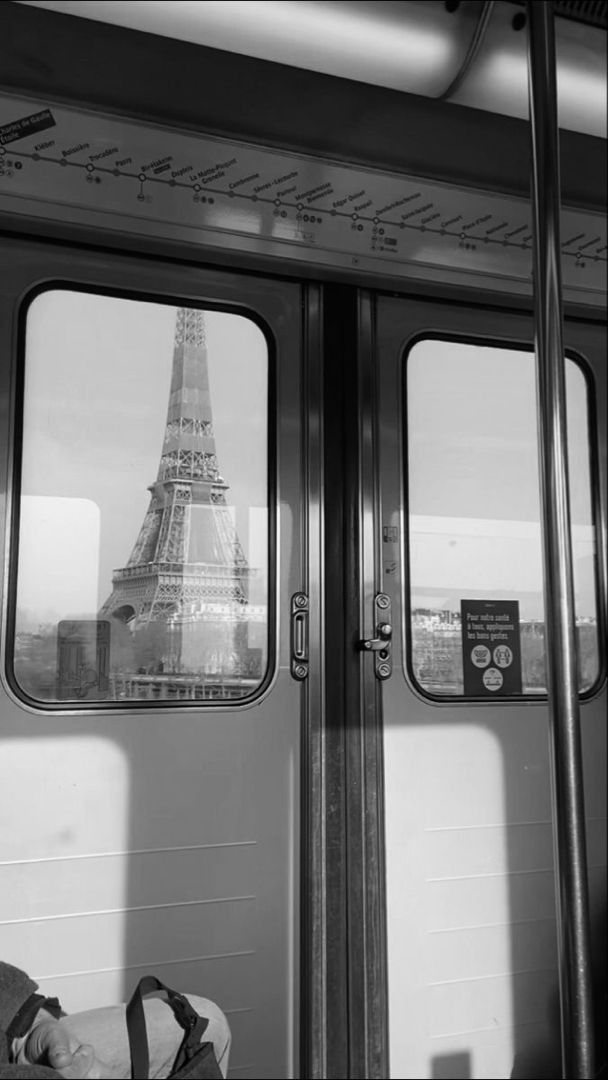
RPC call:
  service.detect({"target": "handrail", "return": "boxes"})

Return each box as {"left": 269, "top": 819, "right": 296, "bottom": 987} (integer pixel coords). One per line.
{"left": 526, "top": 4, "right": 595, "bottom": 1078}
{"left": 438, "top": 0, "right": 496, "bottom": 101}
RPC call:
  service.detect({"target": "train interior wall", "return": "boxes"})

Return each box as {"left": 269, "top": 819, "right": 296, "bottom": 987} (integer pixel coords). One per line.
{"left": 0, "top": 4, "right": 606, "bottom": 1079}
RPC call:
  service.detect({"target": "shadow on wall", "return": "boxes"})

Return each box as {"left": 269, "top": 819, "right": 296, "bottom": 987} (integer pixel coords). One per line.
{"left": 431, "top": 1050, "right": 472, "bottom": 1078}
{"left": 509, "top": 987, "right": 560, "bottom": 1078}
{"left": 383, "top": 687, "right": 608, "bottom": 1080}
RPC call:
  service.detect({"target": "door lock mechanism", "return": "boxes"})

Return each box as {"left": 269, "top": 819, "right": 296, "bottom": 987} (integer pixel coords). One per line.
{"left": 358, "top": 594, "right": 393, "bottom": 679}
{"left": 360, "top": 622, "right": 392, "bottom": 651}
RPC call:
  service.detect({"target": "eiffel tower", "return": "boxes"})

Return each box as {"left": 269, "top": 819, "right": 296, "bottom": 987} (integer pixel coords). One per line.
{"left": 100, "top": 307, "right": 255, "bottom": 682}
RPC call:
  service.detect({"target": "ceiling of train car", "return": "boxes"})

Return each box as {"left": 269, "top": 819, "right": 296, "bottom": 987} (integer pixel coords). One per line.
{"left": 16, "top": 0, "right": 607, "bottom": 138}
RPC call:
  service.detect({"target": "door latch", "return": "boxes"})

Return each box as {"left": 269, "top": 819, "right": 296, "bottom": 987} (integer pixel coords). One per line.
{"left": 358, "top": 593, "right": 392, "bottom": 680}
{"left": 290, "top": 592, "right": 309, "bottom": 680}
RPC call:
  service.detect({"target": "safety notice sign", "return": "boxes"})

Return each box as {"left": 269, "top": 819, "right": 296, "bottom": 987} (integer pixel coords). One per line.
{"left": 461, "top": 599, "right": 522, "bottom": 696}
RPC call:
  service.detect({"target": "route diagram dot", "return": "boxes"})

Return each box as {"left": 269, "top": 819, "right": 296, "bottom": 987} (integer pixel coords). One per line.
{"left": 194, "top": 184, "right": 201, "bottom": 192}
{"left": 275, "top": 199, "right": 281, "bottom": 206}
{"left": 352, "top": 213, "right": 358, "bottom": 220}
{"left": 297, "top": 204, "right": 303, "bottom": 211}
{"left": 59, "top": 159, "right": 67, "bottom": 166}
{"left": 86, "top": 163, "right": 94, "bottom": 172}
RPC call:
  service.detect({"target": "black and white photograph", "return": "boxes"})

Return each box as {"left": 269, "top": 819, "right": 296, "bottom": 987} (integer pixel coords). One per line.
{"left": 0, "top": 2, "right": 605, "bottom": 1078}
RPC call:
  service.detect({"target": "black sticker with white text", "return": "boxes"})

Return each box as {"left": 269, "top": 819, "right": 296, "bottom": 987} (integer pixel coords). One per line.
{"left": 0, "top": 109, "right": 55, "bottom": 147}
{"left": 461, "top": 599, "right": 522, "bottom": 696}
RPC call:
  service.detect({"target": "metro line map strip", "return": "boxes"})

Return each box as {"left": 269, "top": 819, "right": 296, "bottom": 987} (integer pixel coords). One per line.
{"left": 0, "top": 96, "right": 605, "bottom": 298}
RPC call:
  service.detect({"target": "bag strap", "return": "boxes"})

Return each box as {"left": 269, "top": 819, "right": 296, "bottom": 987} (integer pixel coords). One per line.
{"left": 126, "top": 975, "right": 210, "bottom": 1080}
{"left": 6, "top": 993, "right": 63, "bottom": 1041}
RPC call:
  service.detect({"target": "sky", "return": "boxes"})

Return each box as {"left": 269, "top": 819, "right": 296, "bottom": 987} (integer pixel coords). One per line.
{"left": 16, "top": 290, "right": 268, "bottom": 625}
{"left": 14, "top": 293, "right": 598, "bottom": 628}
{"left": 406, "top": 340, "right": 597, "bottom": 622}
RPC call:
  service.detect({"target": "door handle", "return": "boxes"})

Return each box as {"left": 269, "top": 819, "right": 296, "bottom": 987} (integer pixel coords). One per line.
{"left": 290, "top": 592, "right": 309, "bottom": 680}
{"left": 358, "top": 594, "right": 392, "bottom": 680}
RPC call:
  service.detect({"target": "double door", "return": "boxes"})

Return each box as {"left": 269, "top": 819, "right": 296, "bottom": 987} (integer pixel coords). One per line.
{"left": 0, "top": 237, "right": 605, "bottom": 1079}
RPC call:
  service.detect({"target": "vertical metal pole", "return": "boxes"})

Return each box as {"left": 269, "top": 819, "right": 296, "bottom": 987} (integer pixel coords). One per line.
{"left": 526, "top": 4, "right": 595, "bottom": 1078}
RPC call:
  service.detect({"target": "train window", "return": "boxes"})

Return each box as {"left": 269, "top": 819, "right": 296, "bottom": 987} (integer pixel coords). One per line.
{"left": 405, "top": 338, "right": 600, "bottom": 698}
{"left": 11, "top": 289, "right": 270, "bottom": 705}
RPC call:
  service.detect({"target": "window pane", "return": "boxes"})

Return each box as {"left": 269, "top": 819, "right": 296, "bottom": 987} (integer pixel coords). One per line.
{"left": 13, "top": 291, "right": 269, "bottom": 704}
{"left": 406, "top": 339, "right": 599, "bottom": 696}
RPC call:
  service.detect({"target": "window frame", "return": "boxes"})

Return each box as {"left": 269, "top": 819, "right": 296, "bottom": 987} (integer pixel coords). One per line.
{"left": 401, "top": 328, "right": 605, "bottom": 704}
{"left": 7, "top": 279, "right": 278, "bottom": 711}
